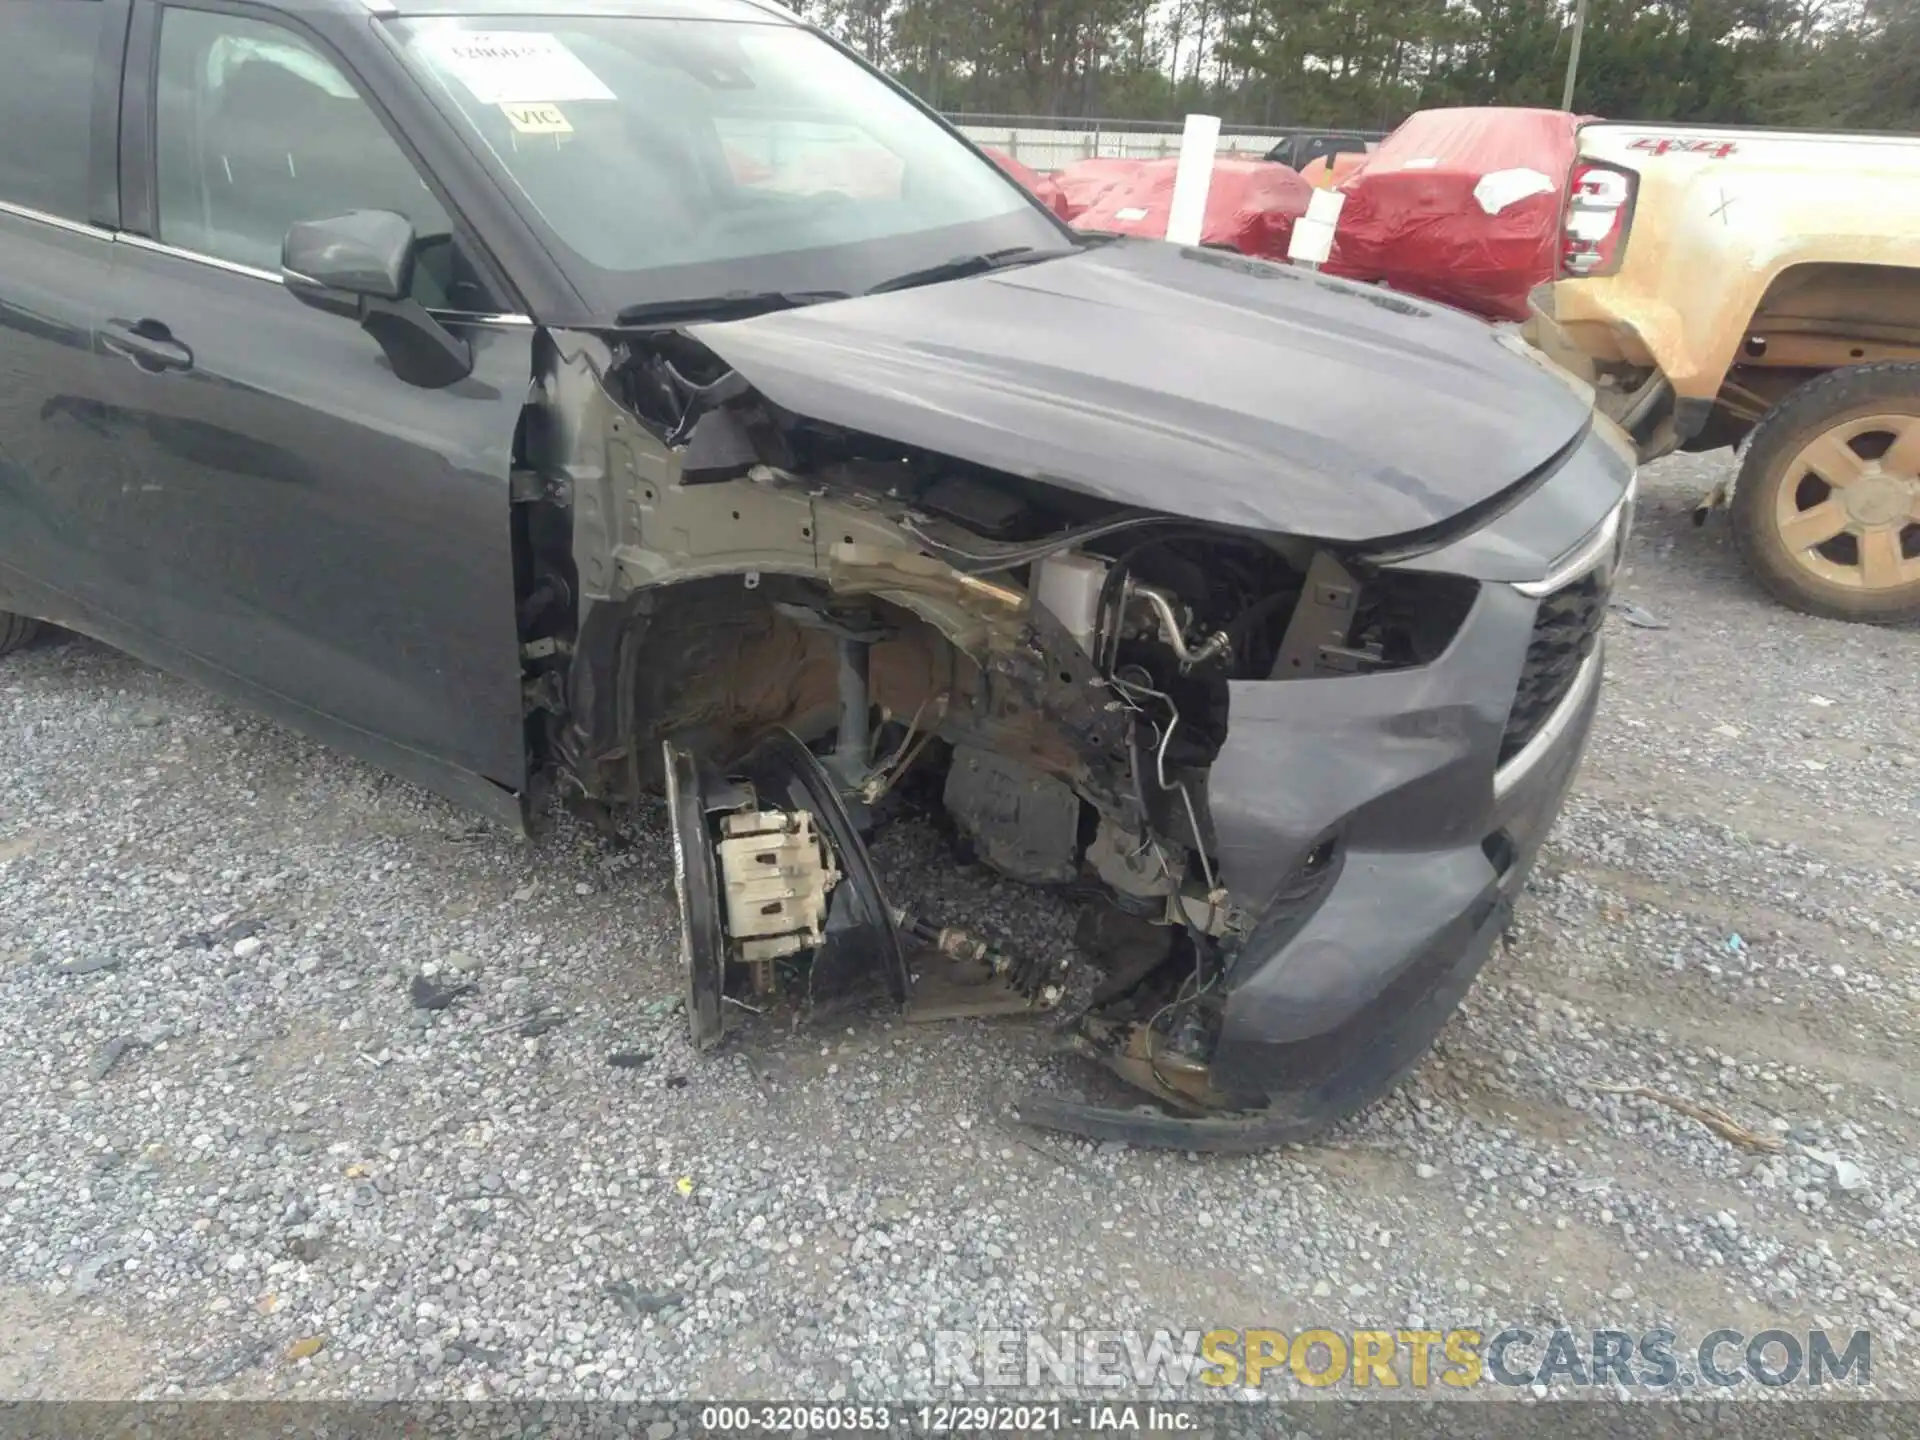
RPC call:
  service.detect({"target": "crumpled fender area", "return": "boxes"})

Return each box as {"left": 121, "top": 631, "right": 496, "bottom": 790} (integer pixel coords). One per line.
{"left": 532, "top": 315, "right": 1629, "bottom": 1153}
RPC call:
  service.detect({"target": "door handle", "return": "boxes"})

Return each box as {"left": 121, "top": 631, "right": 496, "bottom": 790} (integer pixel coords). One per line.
{"left": 103, "top": 318, "right": 194, "bottom": 374}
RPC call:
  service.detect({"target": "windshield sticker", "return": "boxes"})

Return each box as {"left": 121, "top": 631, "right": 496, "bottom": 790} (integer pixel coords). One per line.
{"left": 500, "top": 102, "right": 573, "bottom": 135}
{"left": 427, "top": 32, "right": 614, "bottom": 104}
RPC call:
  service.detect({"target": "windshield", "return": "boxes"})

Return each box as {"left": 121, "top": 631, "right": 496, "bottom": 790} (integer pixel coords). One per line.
{"left": 389, "top": 15, "right": 1073, "bottom": 318}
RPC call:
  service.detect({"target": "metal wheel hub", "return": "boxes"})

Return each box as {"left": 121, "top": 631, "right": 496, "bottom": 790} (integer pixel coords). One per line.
{"left": 1841, "top": 472, "right": 1916, "bottom": 528}
{"left": 1774, "top": 411, "right": 1920, "bottom": 592}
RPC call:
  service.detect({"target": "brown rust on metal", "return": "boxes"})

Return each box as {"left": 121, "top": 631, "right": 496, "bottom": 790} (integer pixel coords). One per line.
{"left": 629, "top": 602, "right": 958, "bottom": 757}
{"left": 825, "top": 542, "right": 1029, "bottom": 652}
{"left": 1064, "top": 1020, "right": 1237, "bottom": 1114}
{"left": 622, "top": 589, "right": 1104, "bottom": 799}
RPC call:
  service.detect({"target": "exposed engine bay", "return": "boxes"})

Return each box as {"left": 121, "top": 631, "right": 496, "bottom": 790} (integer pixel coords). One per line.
{"left": 526, "top": 314, "right": 1503, "bottom": 1147}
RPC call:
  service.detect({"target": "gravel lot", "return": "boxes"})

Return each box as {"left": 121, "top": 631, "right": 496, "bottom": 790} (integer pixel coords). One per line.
{"left": 2, "top": 451, "right": 1916, "bottom": 1405}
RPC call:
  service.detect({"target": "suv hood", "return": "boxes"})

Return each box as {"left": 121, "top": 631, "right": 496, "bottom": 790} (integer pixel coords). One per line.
{"left": 689, "top": 239, "right": 1594, "bottom": 543}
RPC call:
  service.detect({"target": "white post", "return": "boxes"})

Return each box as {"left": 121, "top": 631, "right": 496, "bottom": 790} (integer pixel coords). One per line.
{"left": 1287, "top": 188, "right": 1347, "bottom": 270}
{"left": 1164, "top": 113, "right": 1221, "bottom": 246}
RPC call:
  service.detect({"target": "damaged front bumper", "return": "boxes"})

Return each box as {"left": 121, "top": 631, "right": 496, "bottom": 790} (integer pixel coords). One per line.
{"left": 1017, "top": 580, "right": 1605, "bottom": 1150}
{"left": 1011, "top": 444, "right": 1632, "bottom": 1148}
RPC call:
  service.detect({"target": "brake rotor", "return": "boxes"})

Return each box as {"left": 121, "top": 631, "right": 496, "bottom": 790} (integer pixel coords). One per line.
{"left": 663, "top": 740, "right": 729, "bottom": 1050}
{"left": 663, "top": 730, "right": 908, "bottom": 1051}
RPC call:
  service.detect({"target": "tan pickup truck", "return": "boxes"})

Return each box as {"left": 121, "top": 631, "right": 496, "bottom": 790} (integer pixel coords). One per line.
{"left": 1529, "top": 122, "right": 1920, "bottom": 622}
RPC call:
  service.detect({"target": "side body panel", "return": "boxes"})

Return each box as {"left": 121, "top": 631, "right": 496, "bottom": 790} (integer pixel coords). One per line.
{"left": 59, "top": 0, "right": 539, "bottom": 820}
{"left": 0, "top": 212, "right": 133, "bottom": 625}
{"left": 1545, "top": 124, "right": 1920, "bottom": 401}
{"left": 0, "top": 0, "right": 135, "bottom": 625}
{"left": 97, "top": 241, "right": 535, "bottom": 799}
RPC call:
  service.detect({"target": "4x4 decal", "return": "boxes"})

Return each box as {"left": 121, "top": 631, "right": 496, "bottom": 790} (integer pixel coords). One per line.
{"left": 1627, "top": 136, "right": 1738, "bottom": 159}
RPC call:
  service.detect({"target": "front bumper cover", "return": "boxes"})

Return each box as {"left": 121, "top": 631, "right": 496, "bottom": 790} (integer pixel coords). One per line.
{"left": 1014, "top": 424, "right": 1633, "bottom": 1150}
{"left": 1014, "top": 580, "right": 1604, "bottom": 1151}
{"left": 1209, "top": 586, "right": 1600, "bottom": 1090}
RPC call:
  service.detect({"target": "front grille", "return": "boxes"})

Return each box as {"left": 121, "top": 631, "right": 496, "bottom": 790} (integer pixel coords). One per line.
{"left": 1499, "top": 568, "right": 1609, "bottom": 765}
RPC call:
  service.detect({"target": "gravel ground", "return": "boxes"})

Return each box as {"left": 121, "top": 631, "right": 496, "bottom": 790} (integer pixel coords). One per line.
{"left": 1, "top": 451, "right": 1916, "bottom": 1406}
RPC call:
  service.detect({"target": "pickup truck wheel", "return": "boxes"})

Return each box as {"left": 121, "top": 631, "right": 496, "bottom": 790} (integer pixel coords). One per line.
{"left": 0, "top": 610, "right": 38, "bottom": 656}
{"left": 1732, "top": 364, "right": 1920, "bottom": 623}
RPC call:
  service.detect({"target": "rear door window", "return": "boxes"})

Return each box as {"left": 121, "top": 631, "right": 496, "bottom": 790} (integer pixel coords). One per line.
{"left": 0, "top": 0, "right": 106, "bottom": 222}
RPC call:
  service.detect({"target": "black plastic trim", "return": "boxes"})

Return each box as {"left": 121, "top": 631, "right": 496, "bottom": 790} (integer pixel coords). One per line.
{"left": 88, "top": 0, "right": 134, "bottom": 230}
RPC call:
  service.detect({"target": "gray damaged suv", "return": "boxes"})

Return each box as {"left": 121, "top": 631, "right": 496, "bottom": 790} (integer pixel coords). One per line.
{"left": 0, "top": 0, "right": 1633, "bottom": 1148}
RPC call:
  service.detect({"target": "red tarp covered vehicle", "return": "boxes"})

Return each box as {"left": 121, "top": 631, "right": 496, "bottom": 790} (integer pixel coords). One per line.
{"left": 981, "top": 147, "right": 1073, "bottom": 220}
{"left": 1071, "top": 157, "right": 1314, "bottom": 262}
{"left": 1324, "top": 107, "right": 1581, "bottom": 322}
{"left": 1049, "top": 157, "right": 1150, "bottom": 220}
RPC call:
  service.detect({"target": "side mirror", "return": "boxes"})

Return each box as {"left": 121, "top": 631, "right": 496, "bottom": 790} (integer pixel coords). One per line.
{"left": 284, "top": 209, "right": 413, "bottom": 301}
{"left": 282, "top": 210, "right": 472, "bottom": 389}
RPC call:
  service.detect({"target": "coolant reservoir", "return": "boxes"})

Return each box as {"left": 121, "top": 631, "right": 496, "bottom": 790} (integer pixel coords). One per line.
{"left": 1033, "top": 551, "right": 1110, "bottom": 656}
